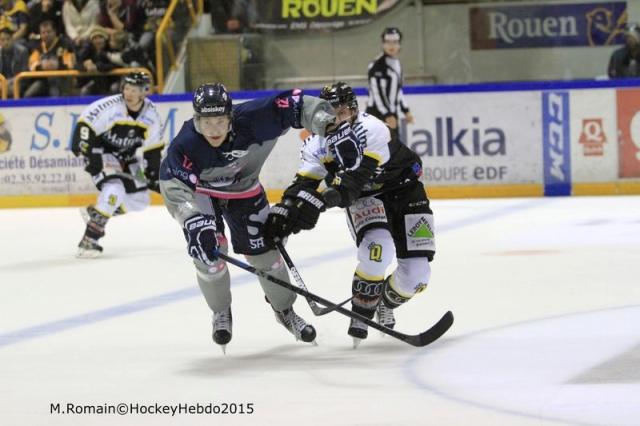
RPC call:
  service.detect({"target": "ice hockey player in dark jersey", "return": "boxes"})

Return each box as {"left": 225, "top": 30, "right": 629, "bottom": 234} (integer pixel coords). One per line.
{"left": 71, "top": 72, "right": 164, "bottom": 258}
{"left": 159, "top": 82, "right": 337, "bottom": 352}
{"left": 263, "top": 82, "right": 436, "bottom": 347}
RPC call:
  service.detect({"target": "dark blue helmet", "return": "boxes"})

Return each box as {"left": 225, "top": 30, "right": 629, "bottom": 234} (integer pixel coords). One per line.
{"left": 381, "top": 27, "right": 402, "bottom": 43}
{"left": 320, "top": 81, "right": 358, "bottom": 111}
{"left": 193, "top": 83, "right": 232, "bottom": 117}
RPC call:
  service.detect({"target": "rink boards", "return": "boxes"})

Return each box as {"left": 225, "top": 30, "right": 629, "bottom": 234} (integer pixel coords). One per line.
{"left": 0, "top": 80, "right": 639, "bottom": 208}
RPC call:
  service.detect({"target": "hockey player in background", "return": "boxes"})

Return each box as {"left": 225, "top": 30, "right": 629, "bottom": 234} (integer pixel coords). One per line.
{"left": 71, "top": 72, "right": 164, "bottom": 258}
{"left": 366, "top": 27, "right": 414, "bottom": 142}
{"left": 159, "top": 83, "right": 337, "bottom": 352}
{"left": 263, "top": 82, "right": 436, "bottom": 347}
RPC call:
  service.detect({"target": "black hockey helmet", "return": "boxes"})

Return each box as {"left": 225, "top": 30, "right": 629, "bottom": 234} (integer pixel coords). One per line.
{"left": 121, "top": 71, "right": 151, "bottom": 91}
{"left": 381, "top": 27, "right": 402, "bottom": 43}
{"left": 192, "top": 83, "right": 233, "bottom": 117}
{"left": 320, "top": 82, "right": 358, "bottom": 111}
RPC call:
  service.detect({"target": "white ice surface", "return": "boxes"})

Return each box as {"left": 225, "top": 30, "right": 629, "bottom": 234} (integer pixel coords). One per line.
{"left": 1, "top": 196, "right": 639, "bottom": 426}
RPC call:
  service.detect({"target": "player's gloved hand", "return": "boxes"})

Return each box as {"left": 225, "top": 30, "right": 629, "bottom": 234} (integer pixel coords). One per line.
{"left": 146, "top": 179, "right": 160, "bottom": 193}
{"left": 286, "top": 188, "right": 326, "bottom": 232}
{"left": 183, "top": 214, "right": 218, "bottom": 265}
{"left": 263, "top": 202, "right": 295, "bottom": 247}
{"left": 91, "top": 171, "right": 106, "bottom": 190}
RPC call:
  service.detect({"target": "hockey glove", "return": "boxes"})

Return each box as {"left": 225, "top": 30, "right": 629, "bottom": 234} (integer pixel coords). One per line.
{"left": 183, "top": 214, "right": 218, "bottom": 266}
{"left": 286, "top": 188, "right": 326, "bottom": 231}
{"left": 263, "top": 203, "right": 295, "bottom": 247}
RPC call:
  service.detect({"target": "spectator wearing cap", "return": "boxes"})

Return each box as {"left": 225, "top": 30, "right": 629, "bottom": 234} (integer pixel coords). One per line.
{"left": 76, "top": 25, "right": 119, "bottom": 95}
{"left": 24, "top": 18, "right": 75, "bottom": 96}
{"left": 608, "top": 23, "right": 640, "bottom": 78}
{"left": 0, "top": 25, "right": 28, "bottom": 97}
{"left": 365, "top": 26, "right": 414, "bottom": 142}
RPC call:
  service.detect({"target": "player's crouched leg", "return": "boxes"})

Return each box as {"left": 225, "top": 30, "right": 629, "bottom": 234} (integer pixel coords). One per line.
{"left": 382, "top": 257, "right": 432, "bottom": 310}
{"left": 247, "top": 250, "right": 316, "bottom": 343}
{"left": 349, "top": 271, "right": 385, "bottom": 340}
{"left": 77, "top": 206, "right": 109, "bottom": 258}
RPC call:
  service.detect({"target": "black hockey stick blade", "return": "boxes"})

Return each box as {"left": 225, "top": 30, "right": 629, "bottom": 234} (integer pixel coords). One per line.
{"left": 217, "top": 252, "right": 454, "bottom": 347}
{"left": 275, "top": 241, "right": 352, "bottom": 316}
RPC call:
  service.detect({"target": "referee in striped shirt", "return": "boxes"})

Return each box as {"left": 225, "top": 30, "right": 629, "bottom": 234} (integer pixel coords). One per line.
{"left": 366, "top": 27, "right": 414, "bottom": 142}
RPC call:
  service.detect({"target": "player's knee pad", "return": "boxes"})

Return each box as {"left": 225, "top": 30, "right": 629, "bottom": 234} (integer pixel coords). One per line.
{"left": 245, "top": 249, "right": 285, "bottom": 273}
{"left": 96, "top": 181, "right": 127, "bottom": 216}
{"left": 351, "top": 271, "right": 384, "bottom": 317}
{"left": 383, "top": 257, "right": 431, "bottom": 308}
{"left": 194, "top": 235, "right": 229, "bottom": 278}
{"left": 356, "top": 227, "right": 395, "bottom": 278}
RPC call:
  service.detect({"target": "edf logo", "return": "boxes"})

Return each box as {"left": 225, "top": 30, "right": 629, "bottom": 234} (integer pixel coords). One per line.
{"left": 542, "top": 92, "right": 571, "bottom": 196}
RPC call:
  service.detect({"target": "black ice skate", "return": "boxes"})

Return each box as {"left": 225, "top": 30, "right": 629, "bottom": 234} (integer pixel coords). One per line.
{"left": 347, "top": 318, "right": 368, "bottom": 348}
{"left": 376, "top": 303, "right": 396, "bottom": 333}
{"left": 76, "top": 236, "right": 103, "bottom": 258}
{"left": 274, "top": 307, "right": 316, "bottom": 344}
{"left": 212, "top": 307, "right": 232, "bottom": 354}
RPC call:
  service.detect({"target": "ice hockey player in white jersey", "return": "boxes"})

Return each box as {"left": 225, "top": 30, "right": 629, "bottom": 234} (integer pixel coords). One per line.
{"left": 263, "top": 82, "right": 436, "bottom": 347}
{"left": 71, "top": 72, "right": 165, "bottom": 258}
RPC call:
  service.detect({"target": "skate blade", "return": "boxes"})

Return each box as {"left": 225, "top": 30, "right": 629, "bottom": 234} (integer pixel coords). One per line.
{"left": 76, "top": 249, "right": 101, "bottom": 259}
{"left": 219, "top": 344, "right": 227, "bottom": 355}
{"left": 352, "top": 337, "right": 363, "bottom": 349}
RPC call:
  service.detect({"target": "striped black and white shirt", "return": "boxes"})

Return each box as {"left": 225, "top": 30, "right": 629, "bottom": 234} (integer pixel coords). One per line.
{"left": 366, "top": 53, "right": 410, "bottom": 120}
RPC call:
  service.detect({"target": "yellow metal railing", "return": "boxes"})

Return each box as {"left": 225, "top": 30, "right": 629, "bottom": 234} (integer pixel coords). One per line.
{"left": 0, "top": 74, "right": 7, "bottom": 99}
{"left": 12, "top": 68, "right": 155, "bottom": 99}
{"left": 155, "top": 0, "right": 202, "bottom": 93}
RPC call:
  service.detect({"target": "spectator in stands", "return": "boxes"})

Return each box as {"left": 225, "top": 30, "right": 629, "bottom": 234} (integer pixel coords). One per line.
{"left": 210, "top": 0, "right": 256, "bottom": 34}
{"left": 0, "top": 0, "right": 29, "bottom": 46}
{"left": 98, "top": 0, "right": 142, "bottom": 39}
{"left": 137, "top": 0, "right": 166, "bottom": 58}
{"left": 62, "top": 0, "right": 99, "bottom": 46}
{"left": 608, "top": 23, "right": 640, "bottom": 78}
{"left": 27, "top": 0, "right": 64, "bottom": 40}
{"left": 0, "top": 25, "right": 28, "bottom": 97}
{"left": 24, "top": 18, "right": 75, "bottom": 96}
{"left": 76, "top": 25, "right": 119, "bottom": 95}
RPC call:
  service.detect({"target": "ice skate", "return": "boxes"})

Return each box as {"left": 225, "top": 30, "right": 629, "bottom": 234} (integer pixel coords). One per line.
{"left": 76, "top": 236, "right": 103, "bottom": 258}
{"left": 376, "top": 303, "right": 396, "bottom": 336}
{"left": 348, "top": 318, "right": 368, "bottom": 348}
{"left": 274, "top": 307, "right": 317, "bottom": 344}
{"left": 212, "top": 307, "right": 232, "bottom": 354}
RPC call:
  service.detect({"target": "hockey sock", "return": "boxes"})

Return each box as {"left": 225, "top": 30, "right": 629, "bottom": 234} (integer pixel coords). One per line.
{"left": 351, "top": 271, "right": 384, "bottom": 318}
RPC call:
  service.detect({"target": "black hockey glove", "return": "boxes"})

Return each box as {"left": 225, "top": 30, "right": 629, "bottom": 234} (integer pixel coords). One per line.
{"left": 263, "top": 188, "right": 326, "bottom": 246}
{"left": 262, "top": 203, "right": 294, "bottom": 247}
{"left": 183, "top": 214, "right": 218, "bottom": 266}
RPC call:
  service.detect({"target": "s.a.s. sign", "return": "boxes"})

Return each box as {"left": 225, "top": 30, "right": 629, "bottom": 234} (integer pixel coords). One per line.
{"left": 470, "top": 2, "right": 627, "bottom": 49}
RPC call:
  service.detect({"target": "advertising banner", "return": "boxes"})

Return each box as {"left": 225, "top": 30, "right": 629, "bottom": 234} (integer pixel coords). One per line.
{"left": 401, "top": 92, "right": 542, "bottom": 187}
{"left": 251, "top": 0, "right": 401, "bottom": 32}
{"left": 570, "top": 89, "right": 618, "bottom": 182}
{"left": 616, "top": 88, "right": 640, "bottom": 178}
{"left": 543, "top": 91, "right": 571, "bottom": 195}
{"left": 470, "top": 2, "right": 627, "bottom": 49}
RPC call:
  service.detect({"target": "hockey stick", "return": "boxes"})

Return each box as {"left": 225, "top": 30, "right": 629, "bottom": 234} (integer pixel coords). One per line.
{"left": 217, "top": 252, "right": 454, "bottom": 347}
{"left": 276, "top": 241, "right": 352, "bottom": 316}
